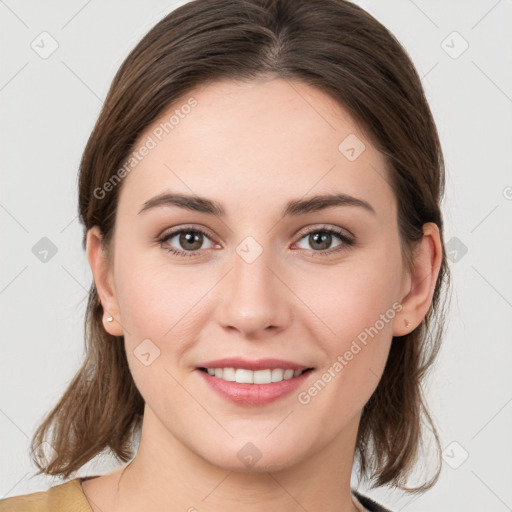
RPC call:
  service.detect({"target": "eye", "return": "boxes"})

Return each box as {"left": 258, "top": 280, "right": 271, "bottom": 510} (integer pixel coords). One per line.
{"left": 158, "top": 226, "right": 217, "bottom": 257}
{"left": 158, "top": 224, "right": 355, "bottom": 258}
{"left": 294, "top": 225, "right": 354, "bottom": 257}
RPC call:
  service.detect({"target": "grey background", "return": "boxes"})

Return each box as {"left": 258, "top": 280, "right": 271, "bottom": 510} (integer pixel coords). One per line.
{"left": 1, "top": 1, "right": 511, "bottom": 510}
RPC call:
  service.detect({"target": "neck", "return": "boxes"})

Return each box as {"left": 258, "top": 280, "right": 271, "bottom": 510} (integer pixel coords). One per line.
{"left": 111, "top": 406, "right": 362, "bottom": 512}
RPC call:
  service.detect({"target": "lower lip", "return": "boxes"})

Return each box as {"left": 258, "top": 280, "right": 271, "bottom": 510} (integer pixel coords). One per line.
{"left": 196, "top": 368, "right": 314, "bottom": 406}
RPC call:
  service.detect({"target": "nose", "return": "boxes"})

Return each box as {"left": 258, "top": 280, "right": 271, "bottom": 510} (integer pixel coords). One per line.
{"left": 214, "top": 244, "right": 292, "bottom": 339}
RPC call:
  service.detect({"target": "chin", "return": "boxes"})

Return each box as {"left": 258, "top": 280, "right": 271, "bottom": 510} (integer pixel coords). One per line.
{"left": 199, "top": 436, "right": 307, "bottom": 474}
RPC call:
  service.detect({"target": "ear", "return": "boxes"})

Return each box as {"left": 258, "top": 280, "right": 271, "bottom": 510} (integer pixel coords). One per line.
{"left": 393, "top": 222, "right": 443, "bottom": 337}
{"left": 86, "top": 226, "right": 124, "bottom": 336}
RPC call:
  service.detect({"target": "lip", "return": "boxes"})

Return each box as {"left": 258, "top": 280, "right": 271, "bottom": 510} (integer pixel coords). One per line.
{"left": 196, "top": 367, "right": 315, "bottom": 406}
{"left": 196, "top": 357, "right": 312, "bottom": 371}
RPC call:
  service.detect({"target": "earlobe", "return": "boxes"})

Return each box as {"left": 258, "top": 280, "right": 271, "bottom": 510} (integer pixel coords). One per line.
{"left": 86, "top": 226, "right": 124, "bottom": 336}
{"left": 393, "top": 222, "right": 443, "bottom": 337}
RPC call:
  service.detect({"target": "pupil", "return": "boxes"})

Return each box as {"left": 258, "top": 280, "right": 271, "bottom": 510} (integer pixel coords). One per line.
{"left": 181, "top": 231, "right": 202, "bottom": 250}
{"left": 311, "top": 232, "right": 331, "bottom": 250}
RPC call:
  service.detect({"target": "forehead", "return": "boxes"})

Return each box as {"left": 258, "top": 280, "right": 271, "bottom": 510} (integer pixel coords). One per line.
{"left": 117, "top": 78, "right": 396, "bottom": 220}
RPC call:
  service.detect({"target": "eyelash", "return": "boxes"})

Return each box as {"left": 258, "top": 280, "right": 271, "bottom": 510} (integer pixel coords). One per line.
{"left": 157, "top": 225, "right": 355, "bottom": 258}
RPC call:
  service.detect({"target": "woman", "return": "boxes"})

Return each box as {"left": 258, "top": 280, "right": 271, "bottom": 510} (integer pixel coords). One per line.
{"left": 0, "top": 0, "right": 450, "bottom": 511}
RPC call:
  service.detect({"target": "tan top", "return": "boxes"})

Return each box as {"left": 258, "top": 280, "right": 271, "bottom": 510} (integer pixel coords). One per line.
{"left": 0, "top": 478, "right": 382, "bottom": 511}
{"left": 0, "top": 479, "right": 93, "bottom": 512}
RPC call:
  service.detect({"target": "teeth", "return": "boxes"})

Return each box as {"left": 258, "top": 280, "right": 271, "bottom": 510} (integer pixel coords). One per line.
{"left": 204, "top": 367, "right": 306, "bottom": 384}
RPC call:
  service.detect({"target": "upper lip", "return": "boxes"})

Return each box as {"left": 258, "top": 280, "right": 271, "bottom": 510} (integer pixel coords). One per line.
{"left": 197, "top": 358, "right": 313, "bottom": 371}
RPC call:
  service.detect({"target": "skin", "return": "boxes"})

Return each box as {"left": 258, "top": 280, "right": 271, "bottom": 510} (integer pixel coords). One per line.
{"left": 84, "top": 77, "right": 442, "bottom": 512}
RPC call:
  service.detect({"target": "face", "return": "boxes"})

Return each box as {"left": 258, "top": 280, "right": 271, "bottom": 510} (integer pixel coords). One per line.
{"left": 90, "top": 78, "right": 413, "bottom": 473}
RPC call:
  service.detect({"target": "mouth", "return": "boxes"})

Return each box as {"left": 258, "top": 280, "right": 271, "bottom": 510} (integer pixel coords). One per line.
{"left": 195, "top": 365, "right": 316, "bottom": 406}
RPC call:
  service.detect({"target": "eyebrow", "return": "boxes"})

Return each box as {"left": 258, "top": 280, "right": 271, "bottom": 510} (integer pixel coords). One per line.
{"left": 137, "top": 191, "right": 376, "bottom": 217}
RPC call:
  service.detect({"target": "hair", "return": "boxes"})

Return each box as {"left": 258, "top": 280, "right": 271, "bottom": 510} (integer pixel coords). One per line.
{"left": 30, "top": 0, "right": 451, "bottom": 493}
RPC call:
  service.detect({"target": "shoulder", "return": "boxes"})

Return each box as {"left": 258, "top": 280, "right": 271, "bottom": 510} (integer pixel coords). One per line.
{"left": 352, "top": 489, "right": 395, "bottom": 512}
{"left": 0, "top": 478, "right": 92, "bottom": 512}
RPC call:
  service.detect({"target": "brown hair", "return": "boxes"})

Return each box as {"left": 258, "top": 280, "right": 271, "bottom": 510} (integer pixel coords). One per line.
{"left": 30, "top": 0, "right": 451, "bottom": 493}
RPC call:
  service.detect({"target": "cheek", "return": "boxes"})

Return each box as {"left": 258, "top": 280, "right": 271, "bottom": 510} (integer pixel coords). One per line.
{"left": 298, "top": 244, "right": 401, "bottom": 392}
{"left": 308, "top": 244, "right": 400, "bottom": 332}
{"left": 113, "top": 253, "right": 207, "bottom": 408}
{"left": 293, "top": 273, "right": 397, "bottom": 429}
{"left": 113, "top": 240, "right": 204, "bottom": 333}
